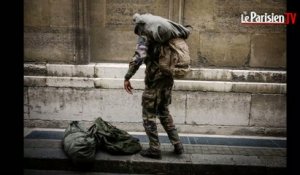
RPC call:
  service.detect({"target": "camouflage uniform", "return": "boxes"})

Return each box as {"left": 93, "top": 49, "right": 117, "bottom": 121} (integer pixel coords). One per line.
{"left": 125, "top": 36, "right": 181, "bottom": 151}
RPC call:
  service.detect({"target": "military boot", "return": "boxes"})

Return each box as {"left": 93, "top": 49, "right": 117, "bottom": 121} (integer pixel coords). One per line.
{"left": 140, "top": 148, "right": 162, "bottom": 159}
{"left": 174, "top": 143, "right": 184, "bottom": 155}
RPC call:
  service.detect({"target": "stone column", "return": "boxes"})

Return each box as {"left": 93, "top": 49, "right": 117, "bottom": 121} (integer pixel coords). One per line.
{"left": 169, "top": 0, "right": 185, "bottom": 24}
{"left": 74, "top": 0, "right": 90, "bottom": 64}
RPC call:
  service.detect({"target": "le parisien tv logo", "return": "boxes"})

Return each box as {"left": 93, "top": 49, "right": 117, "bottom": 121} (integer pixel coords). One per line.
{"left": 241, "top": 11, "right": 297, "bottom": 25}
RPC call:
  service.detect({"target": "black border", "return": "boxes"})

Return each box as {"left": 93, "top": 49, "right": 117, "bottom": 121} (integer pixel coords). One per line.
{"left": 1, "top": 0, "right": 24, "bottom": 174}
{"left": 287, "top": 1, "right": 300, "bottom": 175}
{"left": 7, "top": 0, "right": 297, "bottom": 174}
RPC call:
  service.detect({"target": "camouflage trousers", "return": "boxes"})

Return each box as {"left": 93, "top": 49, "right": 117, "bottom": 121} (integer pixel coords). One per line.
{"left": 142, "top": 79, "right": 181, "bottom": 151}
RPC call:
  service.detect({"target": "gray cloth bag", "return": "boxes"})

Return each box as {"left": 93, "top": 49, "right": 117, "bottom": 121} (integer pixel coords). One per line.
{"left": 133, "top": 13, "right": 191, "bottom": 43}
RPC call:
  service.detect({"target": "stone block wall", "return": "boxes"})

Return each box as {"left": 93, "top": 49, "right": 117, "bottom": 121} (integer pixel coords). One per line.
{"left": 184, "top": 0, "right": 286, "bottom": 68}
{"left": 24, "top": 0, "right": 89, "bottom": 64}
{"left": 24, "top": 0, "right": 286, "bottom": 69}
{"left": 24, "top": 85, "right": 286, "bottom": 136}
{"left": 24, "top": 0, "right": 75, "bottom": 63}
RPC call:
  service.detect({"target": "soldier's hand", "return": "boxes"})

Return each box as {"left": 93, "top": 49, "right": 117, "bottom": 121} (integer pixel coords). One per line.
{"left": 124, "top": 80, "right": 133, "bottom": 94}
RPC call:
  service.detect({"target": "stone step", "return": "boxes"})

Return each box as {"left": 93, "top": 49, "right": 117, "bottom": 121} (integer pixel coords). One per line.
{"left": 24, "top": 64, "right": 286, "bottom": 137}
{"left": 24, "top": 135, "right": 286, "bottom": 175}
{"left": 24, "top": 76, "right": 286, "bottom": 94}
{"left": 24, "top": 63, "right": 286, "bottom": 83}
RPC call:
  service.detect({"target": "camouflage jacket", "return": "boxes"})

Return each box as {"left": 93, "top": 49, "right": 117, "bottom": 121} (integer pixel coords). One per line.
{"left": 124, "top": 36, "right": 173, "bottom": 88}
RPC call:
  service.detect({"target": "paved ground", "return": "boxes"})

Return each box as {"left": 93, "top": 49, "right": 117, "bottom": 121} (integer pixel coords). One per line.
{"left": 24, "top": 128, "right": 286, "bottom": 175}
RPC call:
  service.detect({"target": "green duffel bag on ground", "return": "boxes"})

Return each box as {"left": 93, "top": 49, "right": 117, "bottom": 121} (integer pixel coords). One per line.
{"left": 88, "top": 117, "right": 142, "bottom": 155}
{"left": 63, "top": 121, "right": 97, "bottom": 164}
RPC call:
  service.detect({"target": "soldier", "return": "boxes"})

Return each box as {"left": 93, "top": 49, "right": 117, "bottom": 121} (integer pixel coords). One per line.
{"left": 123, "top": 13, "right": 189, "bottom": 159}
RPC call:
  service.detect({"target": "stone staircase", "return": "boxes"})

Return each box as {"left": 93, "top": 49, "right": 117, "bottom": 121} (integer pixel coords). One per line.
{"left": 24, "top": 63, "right": 286, "bottom": 136}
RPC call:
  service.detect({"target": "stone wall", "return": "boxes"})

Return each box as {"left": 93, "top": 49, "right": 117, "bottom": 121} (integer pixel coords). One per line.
{"left": 23, "top": 63, "right": 286, "bottom": 136}
{"left": 24, "top": 0, "right": 75, "bottom": 63}
{"left": 24, "top": 0, "right": 89, "bottom": 64}
{"left": 24, "top": 0, "right": 286, "bottom": 69}
{"left": 24, "top": 86, "right": 286, "bottom": 136}
{"left": 184, "top": 0, "right": 286, "bottom": 68}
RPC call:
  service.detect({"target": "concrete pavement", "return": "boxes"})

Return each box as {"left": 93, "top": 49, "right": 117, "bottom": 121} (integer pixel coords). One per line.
{"left": 24, "top": 128, "right": 286, "bottom": 175}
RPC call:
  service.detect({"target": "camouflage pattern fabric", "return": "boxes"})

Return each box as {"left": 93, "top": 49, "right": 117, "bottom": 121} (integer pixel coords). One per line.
{"left": 142, "top": 79, "right": 181, "bottom": 150}
{"left": 125, "top": 36, "right": 181, "bottom": 151}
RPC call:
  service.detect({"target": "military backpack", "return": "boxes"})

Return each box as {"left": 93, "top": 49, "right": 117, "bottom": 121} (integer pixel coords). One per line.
{"left": 157, "top": 38, "right": 191, "bottom": 78}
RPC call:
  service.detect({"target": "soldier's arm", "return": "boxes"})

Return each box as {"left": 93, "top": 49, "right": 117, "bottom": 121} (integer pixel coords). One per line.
{"left": 124, "top": 36, "right": 148, "bottom": 81}
{"left": 124, "top": 36, "right": 148, "bottom": 94}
